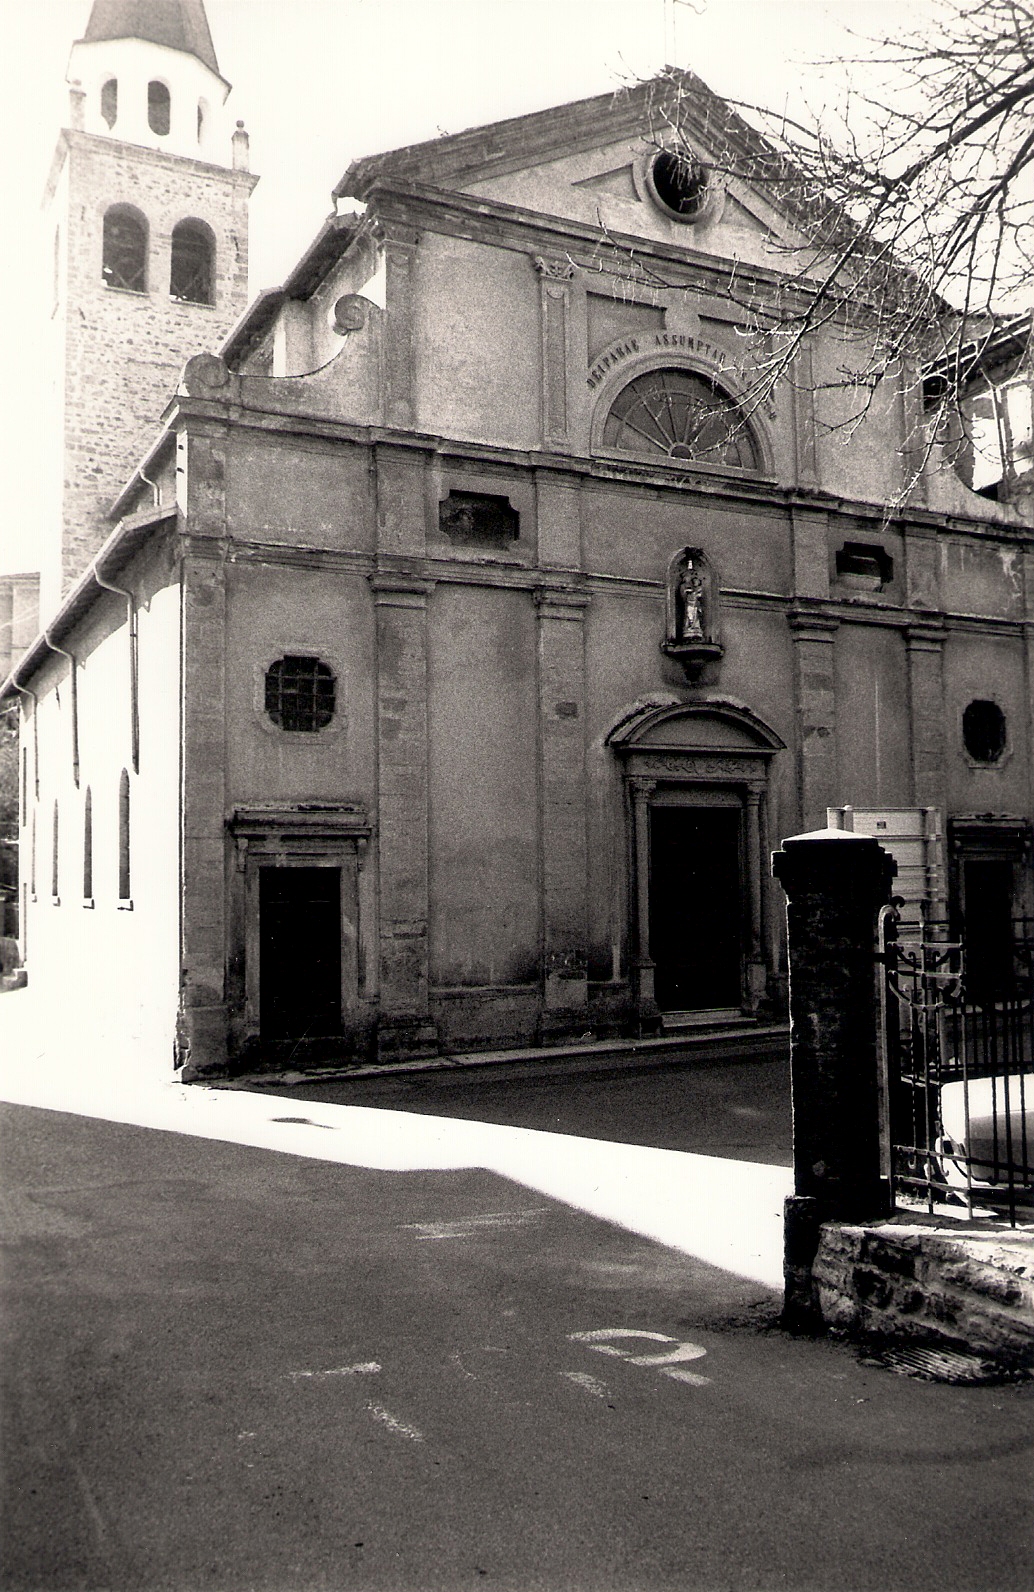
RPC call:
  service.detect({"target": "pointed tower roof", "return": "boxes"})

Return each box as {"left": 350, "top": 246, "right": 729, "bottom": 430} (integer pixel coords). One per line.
{"left": 80, "top": 0, "right": 221, "bottom": 77}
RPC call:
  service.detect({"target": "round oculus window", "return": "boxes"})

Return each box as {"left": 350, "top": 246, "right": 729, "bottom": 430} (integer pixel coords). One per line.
{"left": 646, "top": 149, "right": 720, "bottom": 222}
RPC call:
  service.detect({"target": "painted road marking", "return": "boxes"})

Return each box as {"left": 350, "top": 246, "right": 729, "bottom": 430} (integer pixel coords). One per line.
{"left": 569, "top": 1329, "right": 711, "bottom": 1385}
{"left": 364, "top": 1404, "right": 425, "bottom": 1442}
{"left": 561, "top": 1371, "right": 611, "bottom": 1400}
{"left": 287, "top": 1362, "right": 381, "bottom": 1381}
{"left": 402, "top": 1209, "right": 549, "bottom": 1240}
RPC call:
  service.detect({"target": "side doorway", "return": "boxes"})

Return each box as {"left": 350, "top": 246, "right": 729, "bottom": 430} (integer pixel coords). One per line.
{"left": 227, "top": 804, "right": 371, "bottom": 1064}
{"left": 259, "top": 866, "right": 342, "bottom": 1040}
{"left": 950, "top": 817, "right": 1033, "bottom": 999}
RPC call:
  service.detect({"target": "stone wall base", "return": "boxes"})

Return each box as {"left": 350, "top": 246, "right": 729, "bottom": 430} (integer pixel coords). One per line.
{"left": 812, "top": 1220, "right": 1034, "bottom": 1369}
{"left": 375, "top": 1016, "right": 440, "bottom": 1063}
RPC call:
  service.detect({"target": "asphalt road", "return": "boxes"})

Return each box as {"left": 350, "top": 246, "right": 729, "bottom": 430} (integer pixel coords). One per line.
{"left": 2, "top": 1099, "right": 1032, "bottom": 1592}
{"left": 253, "top": 1050, "right": 795, "bottom": 1164}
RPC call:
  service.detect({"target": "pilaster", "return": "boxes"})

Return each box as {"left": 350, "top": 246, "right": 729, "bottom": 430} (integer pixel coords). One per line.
{"left": 630, "top": 776, "right": 658, "bottom": 1022}
{"left": 906, "top": 622, "right": 948, "bottom": 809}
{"left": 535, "top": 585, "right": 590, "bottom": 1034}
{"left": 535, "top": 469, "right": 582, "bottom": 570}
{"left": 177, "top": 542, "right": 228, "bottom": 1077}
{"left": 791, "top": 339, "right": 819, "bottom": 490}
{"left": 789, "top": 608, "right": 839, "bottom": 831}
{"left": 382, "top": 224, "right": 419, "bottom": 430}
{"left": 372, "top": 570, "right": 437, "bottom": 1059}
{"left": 790, "top": 505, "right": 830, "bottom": 600}
{"left": 533, "top": 255, "right": 576, "bottom": 451}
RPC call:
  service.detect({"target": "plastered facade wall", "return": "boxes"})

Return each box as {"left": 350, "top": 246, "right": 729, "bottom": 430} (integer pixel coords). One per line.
{"left": 162, "top": 353, "right": 1031, "bottom": 1066}
{"left": 18, "top": 538, "right": 181, "bottom": 1073}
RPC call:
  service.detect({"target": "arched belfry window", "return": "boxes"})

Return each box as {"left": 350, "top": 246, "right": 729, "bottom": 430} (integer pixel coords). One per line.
{"left": 147, "top": 80, "right": 171, "bottom": 136}
{"left": 170, "top": 219, "right": 215, "bottom": 305}
{"left": 102, "top": 205, "right": 147, "bottom": 293}
{"left": 101, "top": 79, "right": 118, "bottom": 129}
{"left": 602, "top": 368, "right": 759, "bottom": 470}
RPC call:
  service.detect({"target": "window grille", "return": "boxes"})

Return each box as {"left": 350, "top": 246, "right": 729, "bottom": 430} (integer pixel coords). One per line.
{"left": 102, "top": 207, "right": 147, "bottom": 293}
{"left": 170, "top": 220, "right": 214, "bottom": 305}
{"left": 264, "top": 657, "right": 336, "bottom": 733}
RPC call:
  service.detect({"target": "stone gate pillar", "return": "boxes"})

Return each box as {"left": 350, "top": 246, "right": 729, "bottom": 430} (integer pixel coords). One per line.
{"left": 772, "top": 828, "right": 896, "bottom": 1328}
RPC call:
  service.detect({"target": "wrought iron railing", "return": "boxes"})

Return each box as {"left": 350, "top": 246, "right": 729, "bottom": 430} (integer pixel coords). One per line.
{"left": 879, "top": 906, "right": 1033, "bottom": 1225}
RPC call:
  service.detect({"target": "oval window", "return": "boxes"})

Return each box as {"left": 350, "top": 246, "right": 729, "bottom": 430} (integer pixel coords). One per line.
{"left": 962, "top": 700, "right": 1006, "bottom": 764}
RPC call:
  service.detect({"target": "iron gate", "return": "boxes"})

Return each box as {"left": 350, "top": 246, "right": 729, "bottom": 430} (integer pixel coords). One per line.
{"left": 879, "top": 905, "right": 1034, "bottom": 1224}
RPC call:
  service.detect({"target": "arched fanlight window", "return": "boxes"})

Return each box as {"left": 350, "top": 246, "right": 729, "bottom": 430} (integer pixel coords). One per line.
{"left": 102, "top": 205, "right": 148, "bottom": 293}
{"left": 148, "top": 80, "right": 171, "bottom": 136}
{"left": 101, "top": 78, "right": 118, "bottom": 128}
{"left": 83, "top": 788, "right": 93, "bottom": 903}
{"left": 118, "top": 769, "right": 131, "bottom": 901}
{"left": 170, "top": 219, "right": 215, "bottom": 305}
{"left": 602, "top": 368, "right": 759, "bottom": 470}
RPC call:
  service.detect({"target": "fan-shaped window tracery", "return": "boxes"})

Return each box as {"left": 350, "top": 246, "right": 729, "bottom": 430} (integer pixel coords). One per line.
{"left": 601, "top": 368, "right": 758, "bottom": 470}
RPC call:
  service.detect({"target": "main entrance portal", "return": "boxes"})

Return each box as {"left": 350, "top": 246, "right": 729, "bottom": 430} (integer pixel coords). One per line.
{"left": 607, "top": 698, "right": 785, "bottom": 1024}
{"left": 649, "top": 806, "right": 743, "bottom": 1010}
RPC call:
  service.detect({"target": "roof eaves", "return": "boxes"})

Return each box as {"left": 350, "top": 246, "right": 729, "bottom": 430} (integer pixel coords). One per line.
{"left": 1, "top": 507, "right": 176, "bottom": 704}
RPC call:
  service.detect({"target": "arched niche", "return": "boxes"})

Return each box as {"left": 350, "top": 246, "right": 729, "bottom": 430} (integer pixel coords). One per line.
{"left": 606, "top": 699, "right": 785, "bottom": 1023}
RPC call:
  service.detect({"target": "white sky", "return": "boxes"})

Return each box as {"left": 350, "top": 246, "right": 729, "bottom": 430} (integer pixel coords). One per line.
{"left": 0, "top": 0, "right": 932, "bottom": 576}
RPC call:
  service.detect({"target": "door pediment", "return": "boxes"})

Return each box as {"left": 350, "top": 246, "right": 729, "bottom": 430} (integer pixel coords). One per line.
{"left": 607, "top": 698, "right": 785, "bottom": 758}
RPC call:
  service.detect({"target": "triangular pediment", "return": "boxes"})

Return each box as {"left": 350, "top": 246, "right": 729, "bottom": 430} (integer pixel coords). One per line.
{"left": 337, "top": 69, "right": 807, "bottom": 256}
{"left": 573, "top": 164, "right": 638, "bottom": 202}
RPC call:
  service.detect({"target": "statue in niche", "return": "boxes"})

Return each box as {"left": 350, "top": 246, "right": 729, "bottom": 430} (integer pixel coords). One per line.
{"left": 662, "top": 547, "right": 722, "bottom": 672}
{"left": 678, "top": 560, "right": 706, "bottom": 639}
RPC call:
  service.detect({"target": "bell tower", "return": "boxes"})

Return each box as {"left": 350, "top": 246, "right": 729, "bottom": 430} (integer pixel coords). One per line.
{"left": 42, "top": 0, "right": 258, "bottom": 606}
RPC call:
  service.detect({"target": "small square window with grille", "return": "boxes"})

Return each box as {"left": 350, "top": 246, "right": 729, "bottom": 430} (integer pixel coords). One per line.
{"left": 265, "top": 656, "right": 336, "bottom": 733}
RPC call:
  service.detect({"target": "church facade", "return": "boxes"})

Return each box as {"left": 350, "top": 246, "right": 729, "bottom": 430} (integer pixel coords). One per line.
{"left": 4, "top": 2, "right": 1032, "bottom": 1079}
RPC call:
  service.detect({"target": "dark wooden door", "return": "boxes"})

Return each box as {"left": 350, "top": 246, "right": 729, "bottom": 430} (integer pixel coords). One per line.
{"left": 963, "top": 859, "right": 1014, "bottom": 998}
{"left": 649, "top": 806, "right": 743, "bottom": 1010}
{"left": 259, "top": 867, "right": 342, "bottom": 1039}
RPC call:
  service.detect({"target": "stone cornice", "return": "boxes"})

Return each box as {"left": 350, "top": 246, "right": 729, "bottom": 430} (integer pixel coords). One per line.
{"left": 366, "top": 180, "right": 799, "bottom": 305}
{"left": 161, "top": 398, "right": 1032, "bottom": 546}
{"left": 48, "top": 127, "right": 259, "bottom": 205}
